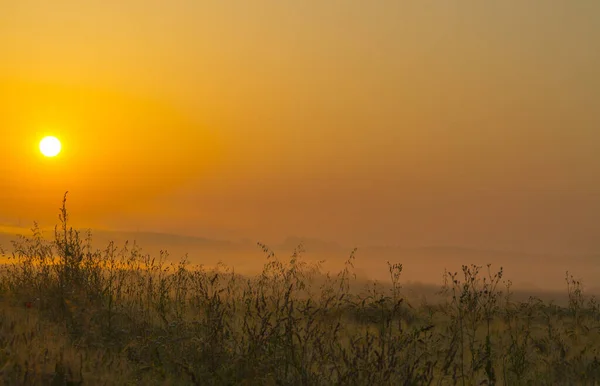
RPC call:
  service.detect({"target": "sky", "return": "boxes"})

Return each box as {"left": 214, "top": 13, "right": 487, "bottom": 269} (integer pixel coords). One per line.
{"left": 1, "top": 1, "right": 599, "bottom": 254}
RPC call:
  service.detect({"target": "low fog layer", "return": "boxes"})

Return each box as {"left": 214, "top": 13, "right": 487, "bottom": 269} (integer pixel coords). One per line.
{"left": 1, "top": 227, "right": 598, "bottom": 297}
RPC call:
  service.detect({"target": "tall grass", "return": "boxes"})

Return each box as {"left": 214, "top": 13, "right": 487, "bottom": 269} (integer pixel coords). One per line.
{"left": 0, "top": 193, "right": 599, "bottom": 385}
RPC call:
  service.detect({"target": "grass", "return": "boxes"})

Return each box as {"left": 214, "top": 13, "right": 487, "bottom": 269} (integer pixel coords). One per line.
{"left": 1, "top": 193, "right": 600, "bottom": 385}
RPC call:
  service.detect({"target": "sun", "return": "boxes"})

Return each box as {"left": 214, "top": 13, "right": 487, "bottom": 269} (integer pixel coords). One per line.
{"left": 39, "top": 136, "right": 62, "bottom": 157}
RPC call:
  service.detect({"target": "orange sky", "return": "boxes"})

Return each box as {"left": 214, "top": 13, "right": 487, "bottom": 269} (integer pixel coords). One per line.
{"left": 1, "top": 1, "right": 599, "bottom": 254}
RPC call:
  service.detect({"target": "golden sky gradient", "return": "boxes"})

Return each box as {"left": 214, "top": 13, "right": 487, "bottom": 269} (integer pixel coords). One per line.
{"left": 1, "top": 1, "right": 599, "bottom": 253}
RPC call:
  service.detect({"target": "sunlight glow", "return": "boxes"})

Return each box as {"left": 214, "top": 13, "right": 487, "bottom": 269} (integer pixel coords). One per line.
{"left": 39, "top": 136, "right": 62, "bottom": 157}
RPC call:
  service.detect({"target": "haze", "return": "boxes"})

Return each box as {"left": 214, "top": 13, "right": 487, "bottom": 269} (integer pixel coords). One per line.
{"left": 1, "top": 2, "right": 599, "bottom": 290}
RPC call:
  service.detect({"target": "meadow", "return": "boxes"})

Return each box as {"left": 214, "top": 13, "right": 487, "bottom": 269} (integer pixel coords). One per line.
{"left": 1, "top": 195, "right": 599, "bottom": 385}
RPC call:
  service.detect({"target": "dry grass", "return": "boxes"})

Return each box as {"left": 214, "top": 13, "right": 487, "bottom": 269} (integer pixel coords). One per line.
{"left": 1, "top": 193, "right": 599, "bottom": 385}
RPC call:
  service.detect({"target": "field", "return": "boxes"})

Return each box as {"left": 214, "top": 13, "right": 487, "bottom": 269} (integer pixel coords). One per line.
{"left": 1, "top": 197, "right": 599, "bottom": 385}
